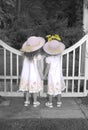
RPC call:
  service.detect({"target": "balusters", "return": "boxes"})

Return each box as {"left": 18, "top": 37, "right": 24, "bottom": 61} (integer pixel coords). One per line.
{"left": 17, "top": 55, "right": 19, "bottom": 85}
{"left": 72, "top": 50, "right": 75, "bottom": 93}
{"left": 10, "top": 52, "right": 13, "bottom": 92}
{"left": 4, "top": 49, "right": 6, "bottom": 92}
{"left": 78, "top": 46, "right": 81, "bottom": 92}
{"left": 66, "top": 53, "right": 69, "bottom": 92}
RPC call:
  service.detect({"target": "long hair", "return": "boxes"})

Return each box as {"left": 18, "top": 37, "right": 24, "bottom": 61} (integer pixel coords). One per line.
{"left": 24, "top": 48, "right": 43, "bottom": 60}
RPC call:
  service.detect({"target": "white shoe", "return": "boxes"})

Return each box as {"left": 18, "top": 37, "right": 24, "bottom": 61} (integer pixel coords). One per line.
{"left": 33, "top": 101, "right": 40, "bottom": 107}
{"left": 57, "top": 102, "right": 62, "bottom": 107}
{"left": 24, "top": 101, "right": 30, "bottom": 107}
{"left": 45, "top": 102, "right": 53, "bottom": 108}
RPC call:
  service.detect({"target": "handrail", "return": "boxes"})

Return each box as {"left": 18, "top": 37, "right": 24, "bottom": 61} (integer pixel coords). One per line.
{"left": 0, "top": 33, "right": 88, "bottom": 56}
{"left": 0, "top": 40, "right": 22, "bottom": 55}
{"left": 0, "top": 34, "right": 88, "bottom": 97}
{"left": 62, "top": 33, "right": 88, "bottom": 55}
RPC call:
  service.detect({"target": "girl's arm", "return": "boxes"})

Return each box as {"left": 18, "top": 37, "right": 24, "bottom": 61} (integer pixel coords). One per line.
{"left": 44, "top": 63, "right": 50, "bottom": 79}
{"left": 37, "top": 60, "right": 43, "bottom": 79}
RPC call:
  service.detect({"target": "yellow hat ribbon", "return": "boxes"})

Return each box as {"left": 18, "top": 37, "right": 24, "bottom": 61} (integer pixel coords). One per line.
{"left": 46, "top": 34, "right": 61, "bottom": 42}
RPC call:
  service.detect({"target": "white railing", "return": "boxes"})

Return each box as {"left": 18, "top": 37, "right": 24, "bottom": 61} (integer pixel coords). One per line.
{"left": 0, "top": 34, "right": 88, "bottom": 97}
{"left": 62, "top": 34, "right": 88, "bottom": 97}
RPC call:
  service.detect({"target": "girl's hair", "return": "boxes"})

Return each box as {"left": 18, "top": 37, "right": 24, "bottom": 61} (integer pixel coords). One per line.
{"left": 24, "top": 48, "right": 42, "bottom": 60}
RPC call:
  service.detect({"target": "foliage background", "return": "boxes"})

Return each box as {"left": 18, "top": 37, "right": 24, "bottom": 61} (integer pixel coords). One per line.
{"left": 0, "top": 0, "right": 83, "bottom": 49}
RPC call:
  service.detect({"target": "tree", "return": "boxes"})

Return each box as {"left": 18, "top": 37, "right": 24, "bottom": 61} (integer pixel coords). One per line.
{"left": 0, "top": 0, "right": 16, "bottom": 29}
{"left": 0, "top": 0, "right": 83, "bottom": 49}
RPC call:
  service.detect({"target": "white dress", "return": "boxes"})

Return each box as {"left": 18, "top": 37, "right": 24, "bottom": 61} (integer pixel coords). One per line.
{"left": 46, "top": 55, "right": 66, "bottom": 96}
{"left": 19, "top": 54, "right": 42, "bottom": 93}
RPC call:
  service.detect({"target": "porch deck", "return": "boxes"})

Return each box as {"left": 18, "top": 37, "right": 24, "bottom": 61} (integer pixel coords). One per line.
{"left": 0, "top": 97, "right": 88, "bottom": 119}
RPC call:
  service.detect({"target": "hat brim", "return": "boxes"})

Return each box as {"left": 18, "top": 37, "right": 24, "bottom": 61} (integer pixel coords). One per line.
{"left": 20, "top": 37, "right": 45, "bottom": 52}
{"left": 43, "top": 41, "right": 65, "bottom": 55}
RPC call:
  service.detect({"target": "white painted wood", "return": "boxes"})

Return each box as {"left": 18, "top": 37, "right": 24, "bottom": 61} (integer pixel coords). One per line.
{"left": 0, "top": 34, "right": 88, "bottom": 97}
{"left": 10, "top": 52, "right": 13, "bottom": 92}
{"left": 0, "top": 76, "right": 86, "bottom": 80}
{"left": 0, "top": 76, "right": 20, "bottom": 79}
{"left": 0, "top": 40, "right": 22, "bottom": 55}
{"left": 85, "top": 39, "right": 88, "bottom": 78}
{"left": 4, "top": 49, "right": 6, "bottom": 92}
{"left": 78, "top": 46, "right": 81, "bottom": 92}
{"left": 66, "top": 53, "right": 69, "bottom": 92}
{"left": 62, "top": 34, "right": 88, "bottom": 55}
{"left": 0, "top": 92, "right": 24, "bottom": 97}
{"left": 16, "top": 55, "right": 19, "bottom": 85}
{"left": 83, "top": 1, "right": 88, "bottom": 33}
{"left": 0, "top": 91, "right": 87, "bottom": 97}
{"left": 84, "top": 38, "right": 88, "bottom": 94}
{"left": 72, "top": 50, "right": 75, "bottom": 93}
{"left": 39, "top": 92, "right": 87, "bottom": 97}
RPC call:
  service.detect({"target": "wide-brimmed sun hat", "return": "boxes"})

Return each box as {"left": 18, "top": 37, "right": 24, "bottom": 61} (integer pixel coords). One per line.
{"left": 43, "top": 40, "right": 65, "bottom": 55}
{"left": 20, "top": 36, "right": 45, "bottom": 52}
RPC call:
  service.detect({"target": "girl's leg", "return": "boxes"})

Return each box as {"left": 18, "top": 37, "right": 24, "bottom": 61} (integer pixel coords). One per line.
{"left": 45, "top": 94, "right": 53, "bottom": 108}
{"left": 57, "top": 94, "right": 62, "bottom": 107}
{"left": 33, "top": 93, "right": 40, "bottom": 107}
{"left": 57, "top": 94, "right": 61, "bottom": 102}
{"left": 33, "top": 93, "right": 37, "bottom": 103}
{"left": 24, "top": 91, "right": 30, "bottom": 106}
{"left": 49, "top": 95, "right": 53, "bottom": 103}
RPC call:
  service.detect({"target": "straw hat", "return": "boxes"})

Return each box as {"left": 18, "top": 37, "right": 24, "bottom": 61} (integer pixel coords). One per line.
{"left": 20, "top": 36, "right": 45, "bottom": 52}
{"left": 43, "top": 40, "right": 65, "bottom": 55}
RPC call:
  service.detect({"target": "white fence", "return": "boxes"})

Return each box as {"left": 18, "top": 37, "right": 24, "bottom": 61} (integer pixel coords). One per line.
{"left": 0, "top": 34, "right": 88, "bottom": 97}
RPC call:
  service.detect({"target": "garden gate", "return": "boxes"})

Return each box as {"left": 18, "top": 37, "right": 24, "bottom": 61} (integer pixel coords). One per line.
{"left": 0, "top": 34, "right": 88, "bottom": 97}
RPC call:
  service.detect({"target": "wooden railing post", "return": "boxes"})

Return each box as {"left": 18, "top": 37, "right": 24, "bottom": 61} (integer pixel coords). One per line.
{"left": 85, "top": 36, "right": 88, "bottom": 77}
{"left": 84, "top": 35, "right": 88, "bottom": 95}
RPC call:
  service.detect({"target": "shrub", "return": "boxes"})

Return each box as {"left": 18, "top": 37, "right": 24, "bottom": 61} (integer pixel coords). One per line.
{"left": 7, "top": 29, "right": 28, "bottom": 49}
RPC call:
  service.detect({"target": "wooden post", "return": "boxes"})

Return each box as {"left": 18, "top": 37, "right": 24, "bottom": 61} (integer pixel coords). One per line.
{"left": 83, "top": 0, "right": 88, "bottom": 33}
{"left": 84, "top": 35, "right": 88, "bottom": 95}
{"left": 85, "top": 36, "right": 88, "bottom": 78}
{"left": 80, "top": 0, "right": 88, "bottom": 76}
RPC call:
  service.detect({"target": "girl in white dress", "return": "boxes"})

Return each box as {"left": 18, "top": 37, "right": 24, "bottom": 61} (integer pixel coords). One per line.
{"left": 19, "top": 36, "right": 45, "bottom": 107}
{"left": 43, "top": 35, "right": 66, "bottom": 108}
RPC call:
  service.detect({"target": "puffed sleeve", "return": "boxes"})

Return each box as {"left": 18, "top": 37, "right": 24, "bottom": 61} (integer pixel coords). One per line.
{"left": 37, "top": 54, "right": 42, "bottom": 60}
{"left": 45, "top": 56, "right": 51, "bottom": 64}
